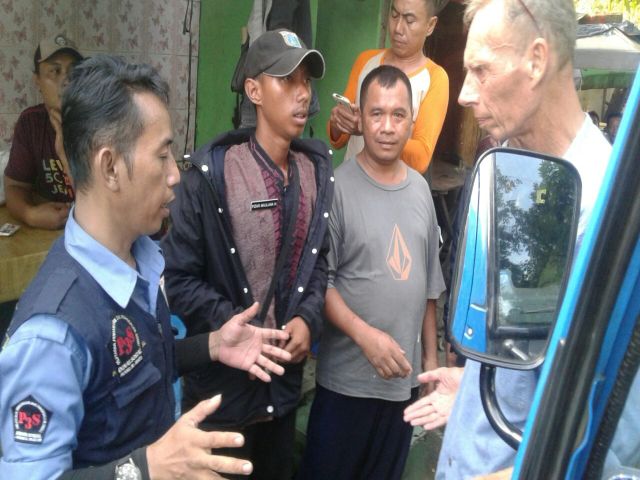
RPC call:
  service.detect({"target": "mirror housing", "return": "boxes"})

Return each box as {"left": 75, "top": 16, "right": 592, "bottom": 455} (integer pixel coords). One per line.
{"left": 448, "top": 148, "right": 581, "bottom": 369}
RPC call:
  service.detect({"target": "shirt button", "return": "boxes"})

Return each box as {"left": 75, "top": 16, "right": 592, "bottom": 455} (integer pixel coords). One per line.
{"left": 243, "top": 287, "right": 248, "bottom": 294}
{"left": 218, "top": 207, "right": 223, "bottom": 214}
{"left": 266, "top": 405, "right": 274, "bottom": 414}
{"left": 329, "top": 149, "right": 334, "bottom": 155}
{"left": 330, "top": 176, "right": 335, "bottom": 182}
{"left": 312, "top": 248, "right": 318, "bottom": 255}
{"left": 297, "top": 286, "right": 304, "bottom": 293}
{"left": 201, "top": 165, "right": 209, "bottom": 172}
{"left": 323, "top": 212, "right": 329, "bottom": 218}
{"left": 230, "top": 247, "right": 236, "bottom": 254}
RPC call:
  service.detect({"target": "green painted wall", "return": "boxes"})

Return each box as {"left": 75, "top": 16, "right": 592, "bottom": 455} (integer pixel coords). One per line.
{"left": 310, "top": 0, "right": 385, "bottom": 165}
{"left": 196, "top": 0, "right": 386, "bottom": 166}
{"left": 195, "top": 2, "right": 252, "bottom": 147}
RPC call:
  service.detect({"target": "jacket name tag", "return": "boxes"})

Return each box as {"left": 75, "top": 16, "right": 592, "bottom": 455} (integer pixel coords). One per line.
{"left": 251, "top": 198, "right": 279, "bottom": 211}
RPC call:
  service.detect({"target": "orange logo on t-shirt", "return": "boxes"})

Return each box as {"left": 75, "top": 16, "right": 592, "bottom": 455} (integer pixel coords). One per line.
{"left": 386, "top": 224, "right": 412, "bottom": 280}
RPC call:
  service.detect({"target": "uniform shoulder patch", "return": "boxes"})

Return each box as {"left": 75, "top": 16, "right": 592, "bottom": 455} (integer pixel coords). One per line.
{"left": 12, "top": 395, "right": 52, "bottom": 444}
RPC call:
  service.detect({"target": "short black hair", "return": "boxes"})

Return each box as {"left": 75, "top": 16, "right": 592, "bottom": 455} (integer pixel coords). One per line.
{"left": 62, "top": 54, "right": 170, "bottom": 192}
{"left": 359, "top": 65, "right": 413, "bottom": 113}
{"left": 392, "top": 0, "right": 449, "bottom": 18}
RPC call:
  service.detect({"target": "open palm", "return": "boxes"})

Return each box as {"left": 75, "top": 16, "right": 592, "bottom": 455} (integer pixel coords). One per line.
{"left": 216, "top": 302, "right": 292, "bottom": 382}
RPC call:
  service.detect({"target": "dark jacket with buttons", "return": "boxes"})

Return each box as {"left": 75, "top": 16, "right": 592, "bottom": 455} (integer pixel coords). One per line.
{"left": 161, "top": 129, "right": 334, "bottom": 427}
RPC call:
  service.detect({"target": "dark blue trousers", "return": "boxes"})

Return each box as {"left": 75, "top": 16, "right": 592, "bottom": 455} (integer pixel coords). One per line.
{"left": 297, "top": 384, "right": 419, "bottom": 480}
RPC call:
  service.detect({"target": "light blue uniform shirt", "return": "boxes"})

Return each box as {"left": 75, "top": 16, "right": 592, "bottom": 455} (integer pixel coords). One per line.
{"left": 0, "top": 209, "right": 164, "bottom": 480}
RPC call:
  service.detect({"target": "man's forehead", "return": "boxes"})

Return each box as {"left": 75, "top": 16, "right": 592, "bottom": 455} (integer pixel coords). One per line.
{"left": 369, "top": 81, "right": 411, "bottom": 108}
{"left": 392, "top": 0, "right": 429, "bottom": 17}
{"left": 467, "top": 0, "right": 507, "bottom": 40}
{"left": 464, "top": 9, "right": 516, "bottom": 64}
{"left": 133, "top": 92, "right": 172, "bottom": 135}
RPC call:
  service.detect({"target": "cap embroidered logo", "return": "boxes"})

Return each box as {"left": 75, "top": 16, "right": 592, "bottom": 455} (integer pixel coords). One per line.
{"left": 279, "top": 31, "right": 302, "bottom": 48}
{"left": 54, "top": 35, "right": 68, "bottom": 47}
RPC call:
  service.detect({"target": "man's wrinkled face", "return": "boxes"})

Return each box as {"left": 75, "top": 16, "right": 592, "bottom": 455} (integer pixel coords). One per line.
{"left": 458, "top": 2, "right": 535, "bottom": 142}
{"left": 117, "top": 92, "right": 180, "bottom": 237}
{"left": 35, "top": 51, "right": 79, "bottom": 112}
{"left": 361, "top": 79, "right": 413, "bottom": 166}
{"left": 389, "top": 0, "right": 438, "bottom": 59}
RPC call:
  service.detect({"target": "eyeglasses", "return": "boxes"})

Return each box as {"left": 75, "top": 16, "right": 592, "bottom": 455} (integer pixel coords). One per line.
{"left": 516, "top": 0, "right": 541, "bottom": 35}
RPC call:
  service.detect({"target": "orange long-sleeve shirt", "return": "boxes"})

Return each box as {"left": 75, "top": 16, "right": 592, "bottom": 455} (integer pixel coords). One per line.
{"left": 328, "top": 49, "right": 449, "bottom": 173}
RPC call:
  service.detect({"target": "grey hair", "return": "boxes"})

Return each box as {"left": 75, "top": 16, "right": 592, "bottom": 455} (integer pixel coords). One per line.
{"left": 463, "top": 0, "right": 576, "bottom": 67}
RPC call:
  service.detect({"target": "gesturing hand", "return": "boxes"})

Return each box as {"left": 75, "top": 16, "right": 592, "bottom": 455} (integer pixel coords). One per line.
{"left": 403, "top": 367, "right": 465, "bottom": 430}
{"left": 212, "top": 302, "right": 292, "bottom": 382}
{"left": 147, "top": 394, "right": 252, "bottom": 479}
{"left": 358, "top": 325, "right": 412, "bottom": 380}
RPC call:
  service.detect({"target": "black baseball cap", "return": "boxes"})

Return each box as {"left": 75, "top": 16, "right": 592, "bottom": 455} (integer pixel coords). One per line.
{"left": 243, "top": 29, "right": 325, "bottom": 82}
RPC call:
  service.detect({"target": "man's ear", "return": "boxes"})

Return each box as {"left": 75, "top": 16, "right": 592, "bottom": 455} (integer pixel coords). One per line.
{"left": 244, "top": 77, "right": 262, "bottom": 106}
{"left": 528, "top": 37, "right": 548, "bottom": 86}
{"left": 96, "top": 147, "right": 120, "bottom": 192}
{"left": 425, "top": 15, "right": 439, "bottom": 37}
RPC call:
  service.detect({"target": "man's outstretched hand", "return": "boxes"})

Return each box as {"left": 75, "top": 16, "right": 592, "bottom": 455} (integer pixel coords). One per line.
{"left": 147, "top": 395, "right": 252, "bottom": 479}
{"left": 403, "top": 367, "right": 465, "bottom": 430}
{"left": 211, "top": 302, "right": 292, "bottom": 382}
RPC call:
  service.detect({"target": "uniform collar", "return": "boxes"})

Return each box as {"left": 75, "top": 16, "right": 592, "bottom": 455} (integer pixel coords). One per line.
{"left": 64, "top": 208, "right": 165, "bottom": 310}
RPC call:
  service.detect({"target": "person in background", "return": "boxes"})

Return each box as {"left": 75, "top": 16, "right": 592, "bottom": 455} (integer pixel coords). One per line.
{"left": 3, "top": 35, "right": 82, "bottom": 229}
{"left": 328, "top": 0, "right": 450, "bottom": 174}
{"left": 161, "top": 30, "right": 333, "bottom": 480}
{"left": 605, "top": 111, "right": 622, "bottom": 145}
{"left": 298, "top": 65, "right": 445, "bottom": 480}
{"left": 0, "top": 54, "right": 292, "bottom": 480}
{"left": 403, "top": 0, "right": 611, "bottom": 476}
{"left": 588, "top": 110, "right": 600, "bottom": 127}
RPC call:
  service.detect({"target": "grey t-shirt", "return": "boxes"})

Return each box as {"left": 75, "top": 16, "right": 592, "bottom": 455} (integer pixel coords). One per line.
{"left": 316, "top": 157, "right": 446, "bottom": 401}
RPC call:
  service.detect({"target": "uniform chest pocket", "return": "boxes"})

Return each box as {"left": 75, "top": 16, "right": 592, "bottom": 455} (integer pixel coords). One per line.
{"left": 104, "top": 361, "right": 163, "bottom": 448}
{"left": 112, "top": 361, "right": 162, "bottom": 408}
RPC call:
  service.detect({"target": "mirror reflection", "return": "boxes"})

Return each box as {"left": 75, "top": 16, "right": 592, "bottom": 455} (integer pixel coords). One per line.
{"left": 490, "top": 152, "right": 579, "bottom": 362}
{"left": 448, "top": 148, "right": 581, "bottom": 368}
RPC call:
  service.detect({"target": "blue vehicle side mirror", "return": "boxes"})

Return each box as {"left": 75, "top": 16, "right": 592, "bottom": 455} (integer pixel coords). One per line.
{"left": 449, "top": 148, "right": 582, "bottom": 370}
